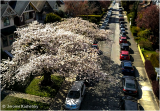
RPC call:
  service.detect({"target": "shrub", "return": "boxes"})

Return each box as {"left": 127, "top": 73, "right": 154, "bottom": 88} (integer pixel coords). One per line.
{"left": 130, "top": 26, "right": 137, "bottom": 36}
{"left": 55, "top": 10, "right": 65, "bottom": 18}
{"left": 127, "top": 12, "right": 134, "bottom": 22}
{"left": 137, "top": 29, "right": 151, "bottom": 39}
{"left": 89, "top": 17, "right": 97, "bottom": 24}
{"left": 44, "top": 13, "right": 61, "bottom": 23}
{"left": 139, "top": 39, "right": 153, "bottom": 50}
{"left": 145, "top": 60, "right": 157, "bottom": 81}
{"left": 152, "top": 80, "right": 159, "bottom": 99}
{"left": 145, "top": 60, "right": 155, "bottom": 71}
{"left": 147, "top": 70, "right": 156, "bottom": 80}
{"left": 150, "top": 54, "right": 159, "bottom": 67}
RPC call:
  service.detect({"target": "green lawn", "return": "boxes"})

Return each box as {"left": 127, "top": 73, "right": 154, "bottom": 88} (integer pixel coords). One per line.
{"left": 1, "top": 95, "right": 50, "bottom": 110}
{"left": 25, "top": 75, "right": 64, "bottom": 98}
{"left": 143, "top": 50, "right": 159, "bottom": 60}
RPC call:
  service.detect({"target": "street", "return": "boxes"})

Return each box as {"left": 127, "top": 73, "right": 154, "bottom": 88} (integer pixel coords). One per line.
{"left": 81, "top": 3, "right": 159, "bottom": 110}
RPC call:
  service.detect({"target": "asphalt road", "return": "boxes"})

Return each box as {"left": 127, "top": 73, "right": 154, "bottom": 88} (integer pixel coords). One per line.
{"left": 81, "top": 3, "right": 159, "bottom": 110}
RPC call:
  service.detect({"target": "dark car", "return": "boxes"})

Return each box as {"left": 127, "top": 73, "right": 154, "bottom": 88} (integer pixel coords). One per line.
{"left": 119, "top": 36, "right": 127, "bottom": 44}
{"left": 120, "top": 96, "right": 140, "bottom": 110}
{"left": 64, "top": 81, "right": 86, "bottom": 110}
{"left": 120, "top": 32, "right": 126, "bottom": 37}
{"left": 119, "top": 11, "right": 123, "bottom": 14}
{"left": 119, "top": 21, "right": 125, "bottom": 25}
{"left": 119, "top": 3, "right": 121, "bottom": 7}
{"left": 119, "top": 17, "right": 124, "bottom": 22}
{"left": 120, "top": 43, "right": 129, "bottom": 51}
{"left": 122, "top": 76, "right": 138, "bottom": 95}
{"left": 119, "top": 7, "right": 123, "bottom": 11}
{"left": 120, "top": 24, "right": 125, "bottom": 29}
{"left": 119, "top": 14, "right": 123, "bottom": 17}
{"left": 121, "top": 60, "right": 134, "bottom": 74}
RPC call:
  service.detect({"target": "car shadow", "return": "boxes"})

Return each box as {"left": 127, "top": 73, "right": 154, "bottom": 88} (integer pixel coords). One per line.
{"left": 129, "top": 48, "right": 134, "bottom": 54}
{"left": 136, "top": 81, "right": 142, "bottom": 99}
{"left": 138, "top": 103, "right": 144, "bottom": 110}
{"left": 134, "top": 66, "right": 139, "bottom": 78}
{"left": 130, "top": 55, "right": 134, "bottom": 62}
{"left": 126, "top": 36, "right": 130, "bottom": 39}
{"left": 127, "top": 41, "right": 131, "bottom": 46}
{"left": 125, "top": 28, "right": 128, "bottom": 30}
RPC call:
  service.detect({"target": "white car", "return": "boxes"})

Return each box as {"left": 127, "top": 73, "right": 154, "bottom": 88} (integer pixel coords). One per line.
{"left": 64, "top": 81, "right": 86, "bottom": 110}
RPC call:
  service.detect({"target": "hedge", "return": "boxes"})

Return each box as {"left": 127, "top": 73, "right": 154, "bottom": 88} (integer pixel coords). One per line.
{"left": 145, "top": 60, "right": 156, "bottom": 81}
{"left": 44, "top": 13, "right": 61, "bottom": 23}
{"left": 150, "top": 54, "right": 159, "bottom": 67}
{"left": 139, "top": 39, "right": 153, "bottom": 50}
{"left": 152, "top": 80, "right": 159, "bottom": 99}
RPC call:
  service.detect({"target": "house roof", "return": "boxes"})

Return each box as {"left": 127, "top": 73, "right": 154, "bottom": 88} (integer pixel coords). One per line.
{"left": 1, "top": 4, "right": 8, "bottom": 16}
{"left": 47, "top": 1, "right": 57, "bottom": 10}
{"left": 9, "top": 1, "right": 38, "bottom": 16}
{"left": 31, "top": 1, "right": 46, "bottom": 12}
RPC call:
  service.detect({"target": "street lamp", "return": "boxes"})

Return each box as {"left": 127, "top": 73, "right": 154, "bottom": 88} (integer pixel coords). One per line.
{"left": 130, "top": 18, "right": 132, "bottom": 25}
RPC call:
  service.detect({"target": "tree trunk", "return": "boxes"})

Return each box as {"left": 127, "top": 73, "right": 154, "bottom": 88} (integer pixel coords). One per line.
{"left": 41, "top": 70, "right": 52, "bottom": 86}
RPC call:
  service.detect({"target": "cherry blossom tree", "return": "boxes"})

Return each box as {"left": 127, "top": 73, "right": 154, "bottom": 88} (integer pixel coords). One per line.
{"left": 64, "top": 1, "right": 99, "bottom": 17}
{"left": 1, "top": 18, "right": 113, "bottom": 88}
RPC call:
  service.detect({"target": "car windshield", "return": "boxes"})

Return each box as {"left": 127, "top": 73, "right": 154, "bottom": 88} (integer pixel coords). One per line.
{"left": 122, "top": 46, "right": 128, "bottom": 49}
{"left": 68, "top": 91, "right": 80, "bottom": 99}
{"left": 126, "top": 83, "right": 135, "bottom": 89}
{"left": 122, "top": 54, "right": 128, "bottom": 56}
{"left": 122, "top": 39, "right": 126, "bottom": 40}
{"left": 124, "top": 67, "right": 132, "bottom": 69}
{"left": 92, "top": 45, "right": 98, "bottom": 49}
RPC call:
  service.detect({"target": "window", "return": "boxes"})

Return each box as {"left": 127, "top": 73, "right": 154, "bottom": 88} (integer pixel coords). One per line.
{"left": 20, "top": 16, "right": 23, "bottom": 22}
{"left": 24, "top": 12, "right": 33, "bottom": 20}
{"left": 4, "top": 17, "right": 10, "bottom": 26}
{"left": 33, "top": 13, "right": 35, "bottom": 18}
{"left": 2, "top": 36, "right": 8, "bottom": 47}
{"left": 9, "top": 35, "right": 14, "bottom": 45}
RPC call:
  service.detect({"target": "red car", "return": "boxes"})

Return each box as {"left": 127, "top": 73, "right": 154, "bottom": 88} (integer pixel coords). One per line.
{"left": 92, "top": 44, "right": 99, "bottom": 50}
{"left": 119, "top": 36, "right": 127, "bottom": 43}
{"left": 120, "top": 50, "right": 130, "bottom": 60}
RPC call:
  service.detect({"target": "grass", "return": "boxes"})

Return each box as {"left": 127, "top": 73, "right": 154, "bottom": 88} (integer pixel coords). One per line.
{"left": 25, "top": 75, "right": 64, "bottom": 98}
{"left": 1, "top": 95, "right": 50, "bottom": 110}
{"left": 143, "top": 50, "right": 159, "bottom": 60}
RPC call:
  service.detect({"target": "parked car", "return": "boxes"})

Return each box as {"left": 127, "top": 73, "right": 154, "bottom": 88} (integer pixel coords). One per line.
{"left": 92, "top": 44, "right": 99, "bottom": 50}
{"left": 121, "top": 60, "right": 134, "bottom": 74}
{"left": 119, "top": 17, "right": 124, "bottom": 22}
{"left": 119, "top": 7, "right": 123, "bottom": 11}
{"left": 119, "top": 21, "right": 125, "bottom": 25}
{"left": 119, "top": 14, "right": 123, "bottom": 17}
{"left": 119, "top": 36, "right": 127, "bottom": 44}
{"left": 120, "top": 96, "right": 140, "bottom": 110}
{"left": 108, "top": 12, "right": 111, "bottom": 16}
{"left": 100, "top": 25, "right": 106, "bottom": 29}
{"left": 119, "top": 3, "right": 121, "bottom": 7}
{"left": 120, "top": 24, "right": 125, "bottom": 29}
{"left": 119, "top": 11, "right": 123, "bottom": 14}
{"left": 120, "top": 43, "right": 130, "bottom": 51}
{"left": 64, "top": 81, "right": 86, "bottom": 110}
{"left": 120, "top": 31, "right": 126, "bottom": 37}
{"left": 104, "top": 18, "right": 109, "bottom": 23}
{"left": 122, "top": 76, "right": 138, "bottom": 95}
{"left": 120, "top": 50, "right": 130, "bottom": 60}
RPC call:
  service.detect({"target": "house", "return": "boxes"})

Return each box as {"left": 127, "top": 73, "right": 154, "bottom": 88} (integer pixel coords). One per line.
{"left": 9, "top": 1, "right": 38, "bottom": 27}
{"left": 1, "top": 4, "right": 17, "bottom": 51}
{"left": 31, "top": 0, "right": 63, "bottom": 23}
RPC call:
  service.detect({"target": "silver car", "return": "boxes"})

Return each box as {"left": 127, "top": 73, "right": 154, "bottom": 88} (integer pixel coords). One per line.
{"left": 64, "top": 81, "right": 86, "bottom": 110}
{"left": 122, "top": 76, "right": 138, "bottom": 95}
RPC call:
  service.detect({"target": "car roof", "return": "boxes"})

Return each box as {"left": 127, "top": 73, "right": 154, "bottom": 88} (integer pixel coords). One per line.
{"left": 121, "top": 37, "right": 127, "bottom": 39}
{"left": 70, "top": 81, "right": 83, "bottom": 91}
{"left": 123, "top": 61, "right": 132, "bottom": 67}
{"left": 121, "top": 43, "right": 129, "bottom": 46}
{"left": 121, "top": 50, "right": 129, "bottom": 54}
{"left": 125, "top": 100, "right": 138, "bottom": 110}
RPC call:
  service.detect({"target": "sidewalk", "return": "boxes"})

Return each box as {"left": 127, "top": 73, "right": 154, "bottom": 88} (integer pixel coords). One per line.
{"left": 2, "top": 90, "right": 53, "bottom": 105}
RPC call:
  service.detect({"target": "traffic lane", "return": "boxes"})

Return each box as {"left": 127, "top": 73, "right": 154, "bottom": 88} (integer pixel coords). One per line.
{"left": 81, "top": 4, "right": 123, "bottom": 110}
